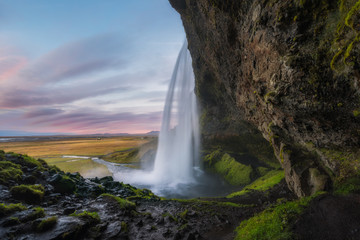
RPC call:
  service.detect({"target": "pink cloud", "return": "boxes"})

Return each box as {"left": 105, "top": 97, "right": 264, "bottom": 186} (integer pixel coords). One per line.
{"left": 0, "top": 56, "right": 27, "bottom": 81}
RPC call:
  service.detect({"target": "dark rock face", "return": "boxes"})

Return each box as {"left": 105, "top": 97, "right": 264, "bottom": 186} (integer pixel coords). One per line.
{"left": 169, "top": 0, "right": 360, "bottom": 197}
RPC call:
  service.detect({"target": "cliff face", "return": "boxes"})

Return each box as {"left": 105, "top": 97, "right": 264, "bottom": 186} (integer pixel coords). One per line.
{"left": 170, "top": 0, "right": 360, "bottom": 197}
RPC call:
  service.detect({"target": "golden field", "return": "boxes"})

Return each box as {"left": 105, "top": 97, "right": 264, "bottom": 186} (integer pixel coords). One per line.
{"left": 0, "top": 136, "right": 151, "bottom": 178}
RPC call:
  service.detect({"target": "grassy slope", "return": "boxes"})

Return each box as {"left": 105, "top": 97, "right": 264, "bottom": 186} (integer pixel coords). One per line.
{"left": 1, "top": 137, "right": 149, "bottom": 178}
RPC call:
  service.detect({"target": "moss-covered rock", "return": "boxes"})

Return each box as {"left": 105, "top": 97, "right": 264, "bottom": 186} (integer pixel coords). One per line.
{"left": 235, "top": 192, "right": 325, "bottom": 240}
{"left": 36, "top": 216, "right": 58, "bottom": 232}
{"left": 49, "top": 174, "right": 76, "bottom": 194}
{"left": 100, "top": 193, "right": 136, "bottom": 210}
{"left": 10, "top": 184, "right": 44, "bottom": 204}
{"left": 204, "top": 150, "right": 255, "bottom": 186}
{"left": 0, "top": 161, "right": 23, "bottom": 185}
{"left": 228, "top": 170, "right": 285, "bottom": 198}
{"left": 0, "top": 203, "right": 27, "bottom": 217}
{"left": 70, "top": 211, "right": 100, "bottom": 224}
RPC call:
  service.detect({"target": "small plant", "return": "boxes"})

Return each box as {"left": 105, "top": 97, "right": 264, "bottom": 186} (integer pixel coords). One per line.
{"left": 100, "top": 193, "right": 136, "bottom": 210}
{"left": 0, "top": 203, "right": 27, "bottom": 216}
{"left": 36, "top": 216, "right": 58, "bottom": 232}
{"left": 10, "top": 184, "right": 44, "bottom": 204}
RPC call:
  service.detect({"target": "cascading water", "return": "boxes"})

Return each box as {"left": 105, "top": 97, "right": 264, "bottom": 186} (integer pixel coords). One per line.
{"left": 151, "top": 39, "right": 200, "bottom": 186}
{"left": 110, "top": 40, "right": 233, "bottom": 198}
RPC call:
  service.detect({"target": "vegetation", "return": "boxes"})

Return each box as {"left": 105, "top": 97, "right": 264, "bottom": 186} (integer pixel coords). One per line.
{"left": 235, "top": 193, "right": 325, "bottom": 240}
{"left": 10, "top": 184, "right": 45, "bottom": 204}
{"left": 23, "top": 207, "right": 45, "bottom": 222}
{"left": 0, "top": 203, "right": 27, "bottom": 216}
{"left": 70, "top": 211, "right": 100, "bottom": 224}
{"left": 100, "top": 193, "right": 136, "bottom": 210}
{"left": 36, "top": 216, "right": 58, "bottom": 232}
{"left": 228, "top": 170, "right": 284, "bottom": 198}
{"left": 1, "top": 137, "right": 150, "bottom": 177}
{"left": 0, "top": 161, "right": 23, "bottom": 184}
{"left": 204, "top": 150, "right": 254, "bottom": 186}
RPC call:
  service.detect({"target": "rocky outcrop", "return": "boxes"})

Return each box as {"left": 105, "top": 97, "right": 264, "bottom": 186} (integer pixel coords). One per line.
{"left": 169, "top": 0, "right": 360, "bottom": 197}
{"left": 2, "top": 151, "right": 293, "bottom": 240}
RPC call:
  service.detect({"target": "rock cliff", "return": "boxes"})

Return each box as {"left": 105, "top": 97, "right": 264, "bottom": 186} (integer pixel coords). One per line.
{"left": 169, "top": 0, "right": 360, "bottom": 197}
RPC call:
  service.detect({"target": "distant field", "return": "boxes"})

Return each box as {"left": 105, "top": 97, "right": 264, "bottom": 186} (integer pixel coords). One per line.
{"left": 0, "top": 136, "right": 152, "bottom": 178}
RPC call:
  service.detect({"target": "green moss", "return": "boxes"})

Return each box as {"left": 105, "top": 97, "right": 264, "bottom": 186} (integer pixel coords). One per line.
{"left": 179, "top": 209, "right": 188, "bottom": 219}
{"left": 7, "top": 153, "right": 44, "bottom": 170}
{"left": 0, "top": 161, "right": 23, "bottom": 184}
{"left": 121, "top": 221, "right": 128, "bottom": 233}
{"left": 213, "top": 153, "right": 254, "bottom": 186}
{"left": 52, "top": 175, "right": 76, "bottom": 194}
{"left": 353, "top": 109, "right": 360, "bottom": 117}
{"left": 228, "top": 170, "right": 285, "bottom": 198}
{"left": 334, "top": 175, "right": 360, "bottom": 195}
{"left": 257, "top": 167, "right": 270, "bottom": 176}
{"left": 161, "top": 212, "right": 178, "bottom": 222}
{"left": 23, "top": 207, "right": 45, "bottom": 222}
{"left": 235, "top": 193, "right": 325, "bottom": 240}
{"left": 100, "top": 193, "right": 136, "bottom": 210}
{"left": 70, "top": 211, "right": 100, "bottom": 224}
{"left": 36, "top": 216, "right": 58, "bottom": 232}
{"left": 319, "top": 148, "right": 360, "bottom": 181}
{"left": 344, "top": 0, "right": 360, "bottom": 28}
{"left": 10, "top": 184, "right": 44, "bottom": 204}
{"left": 0, "top": 203, "right": 27, "bottom": 216}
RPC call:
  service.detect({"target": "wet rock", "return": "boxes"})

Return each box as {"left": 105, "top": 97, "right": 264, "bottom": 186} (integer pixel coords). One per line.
{"left": 49, "top": 174, "right": 76, "bottom": 194}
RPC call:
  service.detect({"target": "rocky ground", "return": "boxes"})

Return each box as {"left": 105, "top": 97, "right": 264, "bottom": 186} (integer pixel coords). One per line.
{"left": 1, "top": 150, "right": 360, "bottom": 240}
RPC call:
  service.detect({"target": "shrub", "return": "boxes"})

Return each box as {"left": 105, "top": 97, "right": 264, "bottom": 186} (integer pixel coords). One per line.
{"left": 10, "top": 184, "right": 44, "bottom": 204}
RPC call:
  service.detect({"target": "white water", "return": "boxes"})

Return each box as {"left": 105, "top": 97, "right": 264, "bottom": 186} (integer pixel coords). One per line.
{"left": 110, "top": 40, "right": 205, "bottom": 195}
{"left": 152, "top": 39, "right": 201, "bottom": 185}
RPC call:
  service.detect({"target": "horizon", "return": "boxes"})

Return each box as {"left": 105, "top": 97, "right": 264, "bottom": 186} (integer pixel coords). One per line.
{"left": 0, "top": 0, "right": 184, "bottom": 135}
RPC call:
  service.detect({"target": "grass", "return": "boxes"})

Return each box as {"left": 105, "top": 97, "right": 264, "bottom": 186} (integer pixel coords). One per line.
{"left": 227, "top": 170, "right": 284, "bottom": 198}
{"left": 235, "top": 192, "right": 325, "bottom": 240}
{"left": 1, "top": 136, "right": 150, "bottom": 176}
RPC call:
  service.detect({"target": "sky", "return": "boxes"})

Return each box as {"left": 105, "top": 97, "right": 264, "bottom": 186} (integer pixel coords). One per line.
{"left": 0, "top": 0, "right": 185, "bottom": 135}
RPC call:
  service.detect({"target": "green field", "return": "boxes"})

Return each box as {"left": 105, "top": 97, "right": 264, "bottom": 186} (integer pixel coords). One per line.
{"left": 1, "top": 136, "right": 152, "bottom": 178}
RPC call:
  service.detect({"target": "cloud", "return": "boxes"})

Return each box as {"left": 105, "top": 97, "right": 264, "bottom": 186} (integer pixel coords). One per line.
{"left": 18, "top": 34, "right": 127, "bottom": 84}
{"left": 24, "top": 108, "right": 162, "bottom": 133}
{"left": 0, "top": 34, "right": 133, "bottom": 108}
{"left": 0, "top": 56, "right": 27, "bottom": 81}
{"left": 23, "top": 108, "right": 64, "bottom": 118}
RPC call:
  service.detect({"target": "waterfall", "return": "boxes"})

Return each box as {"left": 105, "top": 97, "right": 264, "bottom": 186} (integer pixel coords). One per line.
{"left": 112, "top": 39, "right": 206, "bottom": 197}
{"left": 151, "top": 39, "right": 200, "bottom": 186}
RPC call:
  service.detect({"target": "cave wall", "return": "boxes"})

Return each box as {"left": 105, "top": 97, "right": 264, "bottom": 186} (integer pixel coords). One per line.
{"left": 169, "top": 0, "right": 360, "bottom": 197}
